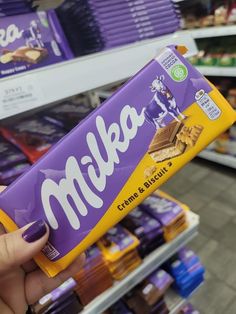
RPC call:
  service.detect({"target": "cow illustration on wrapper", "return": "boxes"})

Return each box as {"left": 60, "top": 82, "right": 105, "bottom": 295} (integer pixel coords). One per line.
{"left": 144, "top": 75, "right": 186, "bottom": 129}
{"left": 144, "top": 75, "right": 203, "bottom": 163}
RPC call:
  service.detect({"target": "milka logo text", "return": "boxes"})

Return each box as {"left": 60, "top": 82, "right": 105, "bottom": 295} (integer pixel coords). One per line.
{"left": 0, "top": 24, "right": 23, "bottom": 48}
{"left": 41, "top": 105, "right": 145, "bottom": 230}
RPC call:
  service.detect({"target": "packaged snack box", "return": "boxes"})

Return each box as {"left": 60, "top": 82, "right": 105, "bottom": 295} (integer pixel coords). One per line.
{"left": 0, "top": 10, "right": 73, "bottom": 78}
{"left": 0, "top": 45, "right": 235, "bottom": 277}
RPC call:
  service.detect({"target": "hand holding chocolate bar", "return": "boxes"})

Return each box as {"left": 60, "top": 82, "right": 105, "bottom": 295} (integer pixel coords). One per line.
{"left": 0, "top": 45, "right": 235, "bottom": 278}
{"left": 0, "top": 185, "right": 85, "bottom": 313}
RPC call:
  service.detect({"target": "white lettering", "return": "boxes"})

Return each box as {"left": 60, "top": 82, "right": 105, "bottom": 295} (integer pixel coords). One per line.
{"left": 0, "top": 24, "right": 23, "bottom": 48}
{"left": 41, "top": 105, "right": 145, "bottom": 230}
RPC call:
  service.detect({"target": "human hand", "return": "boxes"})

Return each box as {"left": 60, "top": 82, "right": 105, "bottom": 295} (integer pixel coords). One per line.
{"left": 0, "top": 186, "right": 85, "bottom": 314}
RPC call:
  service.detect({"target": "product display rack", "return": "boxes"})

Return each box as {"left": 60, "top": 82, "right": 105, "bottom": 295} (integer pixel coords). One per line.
{"left": 198, "top": 150, "right": 236, "bottom": 169}
{"left": 80, "top": 211, "right": 199, "bottom": 314}
{"left": 196, "top": 66, "right": 236, "bottom": 77}
{"left": 0, "top": 33, "right": 197, "bottom": 120}
{"left": 180, "top": 24, "right": 236, "bottom": 39}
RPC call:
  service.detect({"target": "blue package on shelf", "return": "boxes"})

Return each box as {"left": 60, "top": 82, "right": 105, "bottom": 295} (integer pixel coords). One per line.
{"left": 170, "top": 248, "right": 205, "bottom": 298}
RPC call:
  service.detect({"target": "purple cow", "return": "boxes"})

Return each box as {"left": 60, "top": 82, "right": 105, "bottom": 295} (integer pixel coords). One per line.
{"left": 144, "top": 75, "right": 186, "bottom": 129}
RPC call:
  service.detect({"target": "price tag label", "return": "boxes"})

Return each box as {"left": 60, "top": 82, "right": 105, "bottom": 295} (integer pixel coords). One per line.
{"left": 0, "top": 75, "right": 44, "bottom": 119}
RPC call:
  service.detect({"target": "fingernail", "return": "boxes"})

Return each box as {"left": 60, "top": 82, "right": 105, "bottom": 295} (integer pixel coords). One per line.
{"left": 22, "top": 220, "right": 47, "bottom": 243}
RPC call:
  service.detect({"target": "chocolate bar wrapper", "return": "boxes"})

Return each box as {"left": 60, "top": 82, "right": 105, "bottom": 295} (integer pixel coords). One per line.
{"left": 0, "top": 10, "right": 73, "bottom": 78}
{"left": 0, "top": 7, "right": 33, "bottom": 16}
{"left": 43, "top": 99, "right": 94, "bottom": 131}
{"left": 140, "top": 190, "right": 188, "bottom": 226}
{"left": 0, "top": 118, "right": 67, "bottom": 163}
{"left": 0, "top": 162, "right": 30, "bottom": 185}
{"left": 0, "top": 45, "right": 235, "bottom": 277}
{"left": 0, "top": 136, "right": 27, "bottom": 169}
{"left": 148, "top": 269, "right": 173, "bottom": 292}
{"left": 0, "top": 2, "right": 32, "bottom": 10}
{"left": 98, "top": 14, "right": 179, "bottom": 36}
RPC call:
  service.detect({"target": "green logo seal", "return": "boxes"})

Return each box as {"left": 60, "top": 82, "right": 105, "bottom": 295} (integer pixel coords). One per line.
{"left": 171, "top": 64, "right": 188, "bottom": 82}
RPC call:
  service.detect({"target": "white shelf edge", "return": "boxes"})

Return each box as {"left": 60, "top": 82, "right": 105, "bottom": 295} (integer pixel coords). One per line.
{"left": 178, "top": 25, "right": 236, "bottom": 39}
{"left": 196, "top": 66, "right": 236, "bottom": 77}
{"left": 198, "top": 150, "right": 236, "bottom": 169}
{"left": 0, "top": 33, "right": 197, "bottom": 120}
{"left": 80, "top": 211, "right": 199, "bottom": 314}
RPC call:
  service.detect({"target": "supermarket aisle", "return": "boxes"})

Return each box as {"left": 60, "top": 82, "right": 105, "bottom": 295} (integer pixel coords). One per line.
{"left": 162, "top": 159, "right": 236, "bottom": 314}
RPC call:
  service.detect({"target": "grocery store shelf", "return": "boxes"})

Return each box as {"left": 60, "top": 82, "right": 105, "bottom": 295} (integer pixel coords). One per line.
{"left": 0, "top": 33, "right": 197, "bottom": 120}
{"left": 196, "top": 66, "right": 236, "bottom": 77}
{"left": 198, "top": 150, "right": 236, "bottom": 169}
{"left": 180, "top": 25, "right": 236, "bottom": 39}
{"left": 80, "top": 211, "right": 199, "bottom": 314}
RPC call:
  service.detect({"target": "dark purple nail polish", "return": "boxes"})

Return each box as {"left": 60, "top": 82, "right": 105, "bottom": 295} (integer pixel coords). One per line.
{"left": 22, "top": 220, "right": 47, "bottom": 243}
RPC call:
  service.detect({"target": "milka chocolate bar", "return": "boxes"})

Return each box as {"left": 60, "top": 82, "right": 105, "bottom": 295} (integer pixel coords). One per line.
{"left": 12, "top": 46, "right": 48, "bottom": 64}
{"left": 148, "top": 121, "right": 186, "bottom": 163}
{"left": 0, "top": 46, "right": 235, "bottom": 278}
{"left": 0, "top": 10, "right": 73, "bottom": 78}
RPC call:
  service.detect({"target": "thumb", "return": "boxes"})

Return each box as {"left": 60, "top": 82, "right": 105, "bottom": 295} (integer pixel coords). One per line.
{"left": 0, "top": 220, "right": 49, "bottom": 273}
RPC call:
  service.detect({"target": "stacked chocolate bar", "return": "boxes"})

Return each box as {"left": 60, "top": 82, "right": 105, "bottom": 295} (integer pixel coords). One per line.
{"left": 0, "top": 11, "right": 73, "bottom": 78}
{"left": 0, "top": 0, "right": 35, "bottom": 17}
{"left": 140, "top": 190, "right": 189, "bottom": 242}
{"left": 122, "top": 206, "right": 164, "bottom": 257}
{"left": 168, "top": 248, "right": 205, "bottom": 298}
{"left": 97, "top": 225, "right": 142, "bottom": 280}
{"left": 0, "top": 136, "right": 30, "bottom": 185}
{"left": 73, "top": 246, "right": 113, "bottom": 306}
{"left": 133, "top": 269, "right": 173, "bottom": 311}
{"left": 43, "top": 96, "right": 94, "bottom": 131}
{"left": 31, "top": 278, "right": 81, "bottom": 314}
{"left": 0, "top": 117, "right": 67, "bottom": 163}
{"left": 57, "top": 0, "right": 180, "bottom": 56}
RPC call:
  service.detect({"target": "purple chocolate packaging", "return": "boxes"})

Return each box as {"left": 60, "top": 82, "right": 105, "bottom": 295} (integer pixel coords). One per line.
{"left": 105, "top": 225, "right": 135, "bottom": 251}
{"left": 124, "top": 207, "right": 162, "bottom": 239}
{"left": 0, "top": 45, "right": 235, "bottom": 277}
{"left": 0, "top": 162, "right": 30, "bottom": 185}
{"left": 0, "top": 136, "right": 27, "bottom": 169}
{"left": 43, "top": 100, "right": 94, "bottom": 131}
{"left": 140, "top": 194, "right": 183, "bottom": 226}
{"left": 148, "top": 269, "right": 173, "bottom": 291}
{"left": 0, "top": 10, "right": 73, "bottom": 78}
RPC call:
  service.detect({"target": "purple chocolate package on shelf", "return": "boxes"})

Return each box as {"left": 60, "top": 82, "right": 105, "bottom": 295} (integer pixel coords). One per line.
{"left": 140, "top": 194, "right": 184, "bottom": 226}
{"left": 0, "top": 10, "right": 73, "bottom": 78}
{"left": 148, "top": 269, "right": 173, "bottom": 291}
{"left": 0, "top": 162, "right": 30, "bottom": 185}
{"left": 0, "top": 136, "right": 27, "bottom": 169}
{"left": 103, "top": 225, "right": 135, "bottom": 251}
{"left": 0, "top": 45, "right": 235, "bottom": 277}
{"left": 0, "top": 117, "right": 67, "bottom": 163}
{"left": 0, "top": 7, "right": 33, "bottom": 16}
{"left": 0, "top": 2, "right": 32, "bottom": 10}
{"left": 43, "top": 99, "right": 94, "bottom": 131}
{"left": 123, "top": 207, "right": 162, "bottom": 240}
{"left": 101, "top": 20, "right": 180, "bottom": 42}
{"left": 98, "top": 13, "right": 179, "bottom": 35}
{"left": 103, "top": 24, "right": 179, "bottom": 49}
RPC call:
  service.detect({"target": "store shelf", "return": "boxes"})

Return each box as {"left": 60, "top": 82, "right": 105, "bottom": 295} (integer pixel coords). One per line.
{"left": 198, "top": 150, "right": 236, "bottom": 169}
{"left": 196, "top": 66, "right": 236, "bottom": 77}
{"left": 80, "top": 211, "right": 199, "bottom": 314}
{"left": 180, "top": 25, "right": 236, "bottom": 39}
{"left": 0, "top": 33, "right": 197, "bottom": 120}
